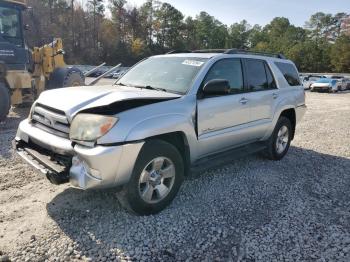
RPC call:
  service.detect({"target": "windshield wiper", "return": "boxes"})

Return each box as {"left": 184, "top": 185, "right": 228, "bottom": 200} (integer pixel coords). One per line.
{"left": 116, "top": 82, "right": 131, "bottom": 87}
{"left": 143, "top": 86, "right": 167, "bottom": 92}
{"left": 116, "top": 83, "right": 175, "bottom": 93}
{"left": 130, "top": 85, "right": 167, "bottom": 92}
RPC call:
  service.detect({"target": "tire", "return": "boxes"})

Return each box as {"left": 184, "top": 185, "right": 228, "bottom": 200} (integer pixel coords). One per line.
{"left": 0, "top": 82, "right": 10, "bottom": 122}
{"left": 117, "top": 139, "right": 184, "bottom": 215}
{"left": 264, "top": 116, "right": 292, "bottom": 161}
{"left": 46, "top": 67, "right": 85, "bottom": 90}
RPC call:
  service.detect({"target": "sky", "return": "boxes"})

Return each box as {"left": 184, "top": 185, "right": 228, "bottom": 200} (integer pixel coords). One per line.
{"left": 124, "top": 0, "right": 350, "bottom": 27}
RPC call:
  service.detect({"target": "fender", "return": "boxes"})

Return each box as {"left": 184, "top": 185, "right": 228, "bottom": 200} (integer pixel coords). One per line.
{"left": 125, "top": 113, "right": 199, "bottom": 162}
{"left": 261, "top": 98, "right": 296, "bottom": 141}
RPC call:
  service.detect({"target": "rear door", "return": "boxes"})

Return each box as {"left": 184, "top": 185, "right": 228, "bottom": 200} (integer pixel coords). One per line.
{"left": 197, "top": 58, "right": 251, "bottom": 157}
{"left": 242, "top": 59, "right": 278, "bottom": 138}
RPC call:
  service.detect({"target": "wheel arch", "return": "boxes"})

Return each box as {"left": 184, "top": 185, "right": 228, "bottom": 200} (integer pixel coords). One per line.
{"left": 280, "top": 108, "right": 296, "bottom": 140}
{"left": 262, "top": 104, "right": 297, "bottom": 141}
{"left": 144, "top": 131, "right": 191, "bottom": 176}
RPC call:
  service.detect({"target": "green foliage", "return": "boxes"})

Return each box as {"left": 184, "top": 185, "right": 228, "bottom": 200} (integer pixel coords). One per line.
{"left": 305, "top": 12, "right": 337, "bottom": 39}
{"left": 194, "top": 12, "right": 228, "bottom": 49}
{"left": 331, "top": 35, "right": 350, "bottom": 72}
{"left": 228, "top": 20, "right": 251, "bottom": 49}
{"left": 24, "top": 1, "right": 350, "bottom": 72}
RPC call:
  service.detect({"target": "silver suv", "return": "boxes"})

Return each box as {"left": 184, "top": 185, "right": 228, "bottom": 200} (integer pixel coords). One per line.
{"left": 14, "top": 49, "right": 306, "bottom": 215}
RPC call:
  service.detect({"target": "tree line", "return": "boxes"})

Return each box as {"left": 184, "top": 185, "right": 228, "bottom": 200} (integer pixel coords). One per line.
{"left": 24, "top": 0, "right": 350, "bottom": 73}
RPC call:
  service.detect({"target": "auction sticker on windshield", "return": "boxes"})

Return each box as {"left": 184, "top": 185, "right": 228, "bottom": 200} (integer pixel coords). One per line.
{"left": 182, "top": 60, "right": 205, "bottom": 67}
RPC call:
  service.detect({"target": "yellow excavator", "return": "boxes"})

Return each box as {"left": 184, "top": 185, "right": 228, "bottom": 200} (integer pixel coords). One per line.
{"left": 0, "top": 0, "right": 85, "bottom": 121}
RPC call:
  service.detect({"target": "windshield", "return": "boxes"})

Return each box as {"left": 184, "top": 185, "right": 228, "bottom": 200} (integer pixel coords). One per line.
{"left": 0, "top": 6, "right": 22, "bottom": 46}
{"left": 317, "top": 79, "right": 334, "bottom": 84}
{"left": 309, "top": 77, "right": 320, "bottom": 81}
{"left": 117, "top": 56, "right": 208, "bottom": 94}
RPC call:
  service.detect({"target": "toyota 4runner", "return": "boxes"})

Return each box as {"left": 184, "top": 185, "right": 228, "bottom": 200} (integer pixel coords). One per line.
{"left": 14, "top": 49, "right": 306, "bottom": 215}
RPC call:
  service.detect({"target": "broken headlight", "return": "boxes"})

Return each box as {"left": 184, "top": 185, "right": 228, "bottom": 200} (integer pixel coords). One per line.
{"left": 69, "top": 114, "right": 118, "bottom": 142}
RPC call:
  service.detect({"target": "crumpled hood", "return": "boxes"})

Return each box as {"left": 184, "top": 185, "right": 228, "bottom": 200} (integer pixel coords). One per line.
{"left": 36, "top": 85, "right": 181, "bottom": 118}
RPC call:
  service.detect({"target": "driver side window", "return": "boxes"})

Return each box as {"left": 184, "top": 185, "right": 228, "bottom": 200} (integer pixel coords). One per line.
{"left": 203, "top": 59, "right": 244, "bottom": 93}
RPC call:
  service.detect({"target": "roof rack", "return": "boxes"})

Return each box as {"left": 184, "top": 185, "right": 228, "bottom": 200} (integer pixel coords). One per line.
{"left": 166, "top": 49, "right": 286, "bottom": 59}
{"left": 224, "top": 49, "right": 286, "bottom": 59}
{"left": 192, "top": 49, "right": 227, "bottom": 53}
{"left": 166, "top": 50, "right": 192, "bottom": 54}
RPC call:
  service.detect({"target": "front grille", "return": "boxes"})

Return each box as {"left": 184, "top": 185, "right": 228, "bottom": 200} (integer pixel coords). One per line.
{"left": 31, "top": 103, "right": 70, "bottom": 138}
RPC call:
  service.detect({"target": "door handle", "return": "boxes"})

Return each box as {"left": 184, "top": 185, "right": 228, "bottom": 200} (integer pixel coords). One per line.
{"left": 273, "top": 93, "right": 279, "bottom": 99}
{"left": 239, "top": 98, "right": 249, "bottom": 104}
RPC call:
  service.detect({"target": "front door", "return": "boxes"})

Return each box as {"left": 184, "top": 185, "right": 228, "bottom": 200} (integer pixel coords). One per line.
{"left": 197, "top": 58, "right": 251, "bottom": 157}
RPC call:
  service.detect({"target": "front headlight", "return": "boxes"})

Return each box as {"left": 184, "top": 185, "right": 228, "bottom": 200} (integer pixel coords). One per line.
{"left": 70, "top": 114, "right": 118, "bottom": 142}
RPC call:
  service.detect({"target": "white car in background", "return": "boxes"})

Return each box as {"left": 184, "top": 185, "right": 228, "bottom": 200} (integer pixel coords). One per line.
{"left": 330, "top": 76, "right": 349, "bottom": 91}
{"left": 310, "top": 78, "right": 338, "bottom": 93}
{"left": 302, "top": 75, "right": 325, "bottom": 90}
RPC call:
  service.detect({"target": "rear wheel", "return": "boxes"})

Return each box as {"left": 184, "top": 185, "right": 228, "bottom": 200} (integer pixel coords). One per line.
{"left": 264, "top": 116, "right": 292, "bottom": 161}
{"left": 0, "top": 82, "right": 10, "bottom": 122}
{"left": 117, "top": 139, "right": 184, "bottom": 215}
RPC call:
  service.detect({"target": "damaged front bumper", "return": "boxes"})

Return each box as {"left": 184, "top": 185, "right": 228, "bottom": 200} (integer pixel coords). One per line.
{"left": 14, "top": 119, "right": 144, "bottom": 190}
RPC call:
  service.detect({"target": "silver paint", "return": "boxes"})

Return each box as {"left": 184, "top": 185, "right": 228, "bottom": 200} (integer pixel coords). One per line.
{"left": 15, "top": 53, "right": 306, "bottom": 190}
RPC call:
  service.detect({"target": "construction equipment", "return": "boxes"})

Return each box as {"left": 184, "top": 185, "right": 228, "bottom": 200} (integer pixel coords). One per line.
{"left": 0, "top": 0, "right": 85, "bottom": 121}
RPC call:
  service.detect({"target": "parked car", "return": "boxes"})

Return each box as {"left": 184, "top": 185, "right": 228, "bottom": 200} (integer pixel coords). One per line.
{"left": 112, "top": 71, "right": 126, "bottom": 79}
{"left": 14, "top": 50, "right": 306, "bottom": 215}
{"left": 88, "top": 70, "right": 104, "bottom": 78}
{"left": 302, "top": 75, "right": 325, "bottom": 90}
{"left": 344, "top": 78, "right": 350, "bottom": 90}
{"left": 330, "top": 76, "right": 349, "bottom": 91}
{"left": 310, "top": 78, "right": 338, "bottom": 93}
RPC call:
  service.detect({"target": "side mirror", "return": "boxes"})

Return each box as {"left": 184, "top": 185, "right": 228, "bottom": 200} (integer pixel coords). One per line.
{"left": 202, "top": 79, "right": 230, "bottom": 96}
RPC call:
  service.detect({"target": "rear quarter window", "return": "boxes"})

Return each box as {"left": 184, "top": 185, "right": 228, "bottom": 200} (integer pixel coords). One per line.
{"left": 275, "top": 62, "right": 301, "bottom": 86}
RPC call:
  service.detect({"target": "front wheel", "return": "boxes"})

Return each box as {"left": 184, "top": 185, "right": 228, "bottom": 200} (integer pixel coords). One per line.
{"left": 117, "top": 139, "right": 184, "bottom": 215}
{"left": 264, "top": 116, "right": 292, "bottom": 161}
{"left": 47, "top": 67, "right": 85, "bottom": 90}
{"left": 0, "top": 83, "right": 10, "bottom": 122}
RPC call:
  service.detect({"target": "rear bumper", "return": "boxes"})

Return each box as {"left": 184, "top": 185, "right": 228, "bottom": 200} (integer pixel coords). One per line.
{"left": 15, "top": 119, "right": 144, "bottom": 190}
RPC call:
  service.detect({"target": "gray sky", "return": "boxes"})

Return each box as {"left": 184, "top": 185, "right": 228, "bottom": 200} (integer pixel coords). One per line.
{"left": 124, "top": 0, "right": 350, "bottom": 27}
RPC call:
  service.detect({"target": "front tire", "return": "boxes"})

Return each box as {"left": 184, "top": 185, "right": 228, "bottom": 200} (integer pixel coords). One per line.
{"left": 0, "top": 83, "right": 10, "bottom": 122}
{"left": 117, "top": 139, "right": 184, "bottom": 215}
{"left": 47, "top": 67, "right": 85, "bottom": 90}
{"left": 264, "top": 116, "right": 292, "bottom": 161}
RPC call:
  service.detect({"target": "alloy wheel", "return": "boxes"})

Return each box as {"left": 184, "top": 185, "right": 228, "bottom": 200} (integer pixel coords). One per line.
{"left": 138, "top": 157, "right": 176, "bottom": 204}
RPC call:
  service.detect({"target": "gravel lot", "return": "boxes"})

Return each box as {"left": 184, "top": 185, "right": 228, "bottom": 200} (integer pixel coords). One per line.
{"left": 0, "top": 91, "right": 350, "bottom": 262}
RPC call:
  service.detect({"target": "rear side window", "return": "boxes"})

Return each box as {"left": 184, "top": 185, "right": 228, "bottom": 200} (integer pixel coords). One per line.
{"left": 275, "top": 62, "right": 301, "bottom": 86}
{"left": 244, "top": 59, "right": 276, "bottom": 91}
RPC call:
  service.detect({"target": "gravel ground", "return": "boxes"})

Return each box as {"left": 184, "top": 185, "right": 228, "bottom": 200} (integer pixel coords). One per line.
{"left": 0, "top": 91, "right": 350, "bottom": 262}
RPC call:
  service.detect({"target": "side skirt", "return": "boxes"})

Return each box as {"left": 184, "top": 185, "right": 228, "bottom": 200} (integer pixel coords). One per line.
{"left": 190, "top": 142, "right": 267, "bottom": 175}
